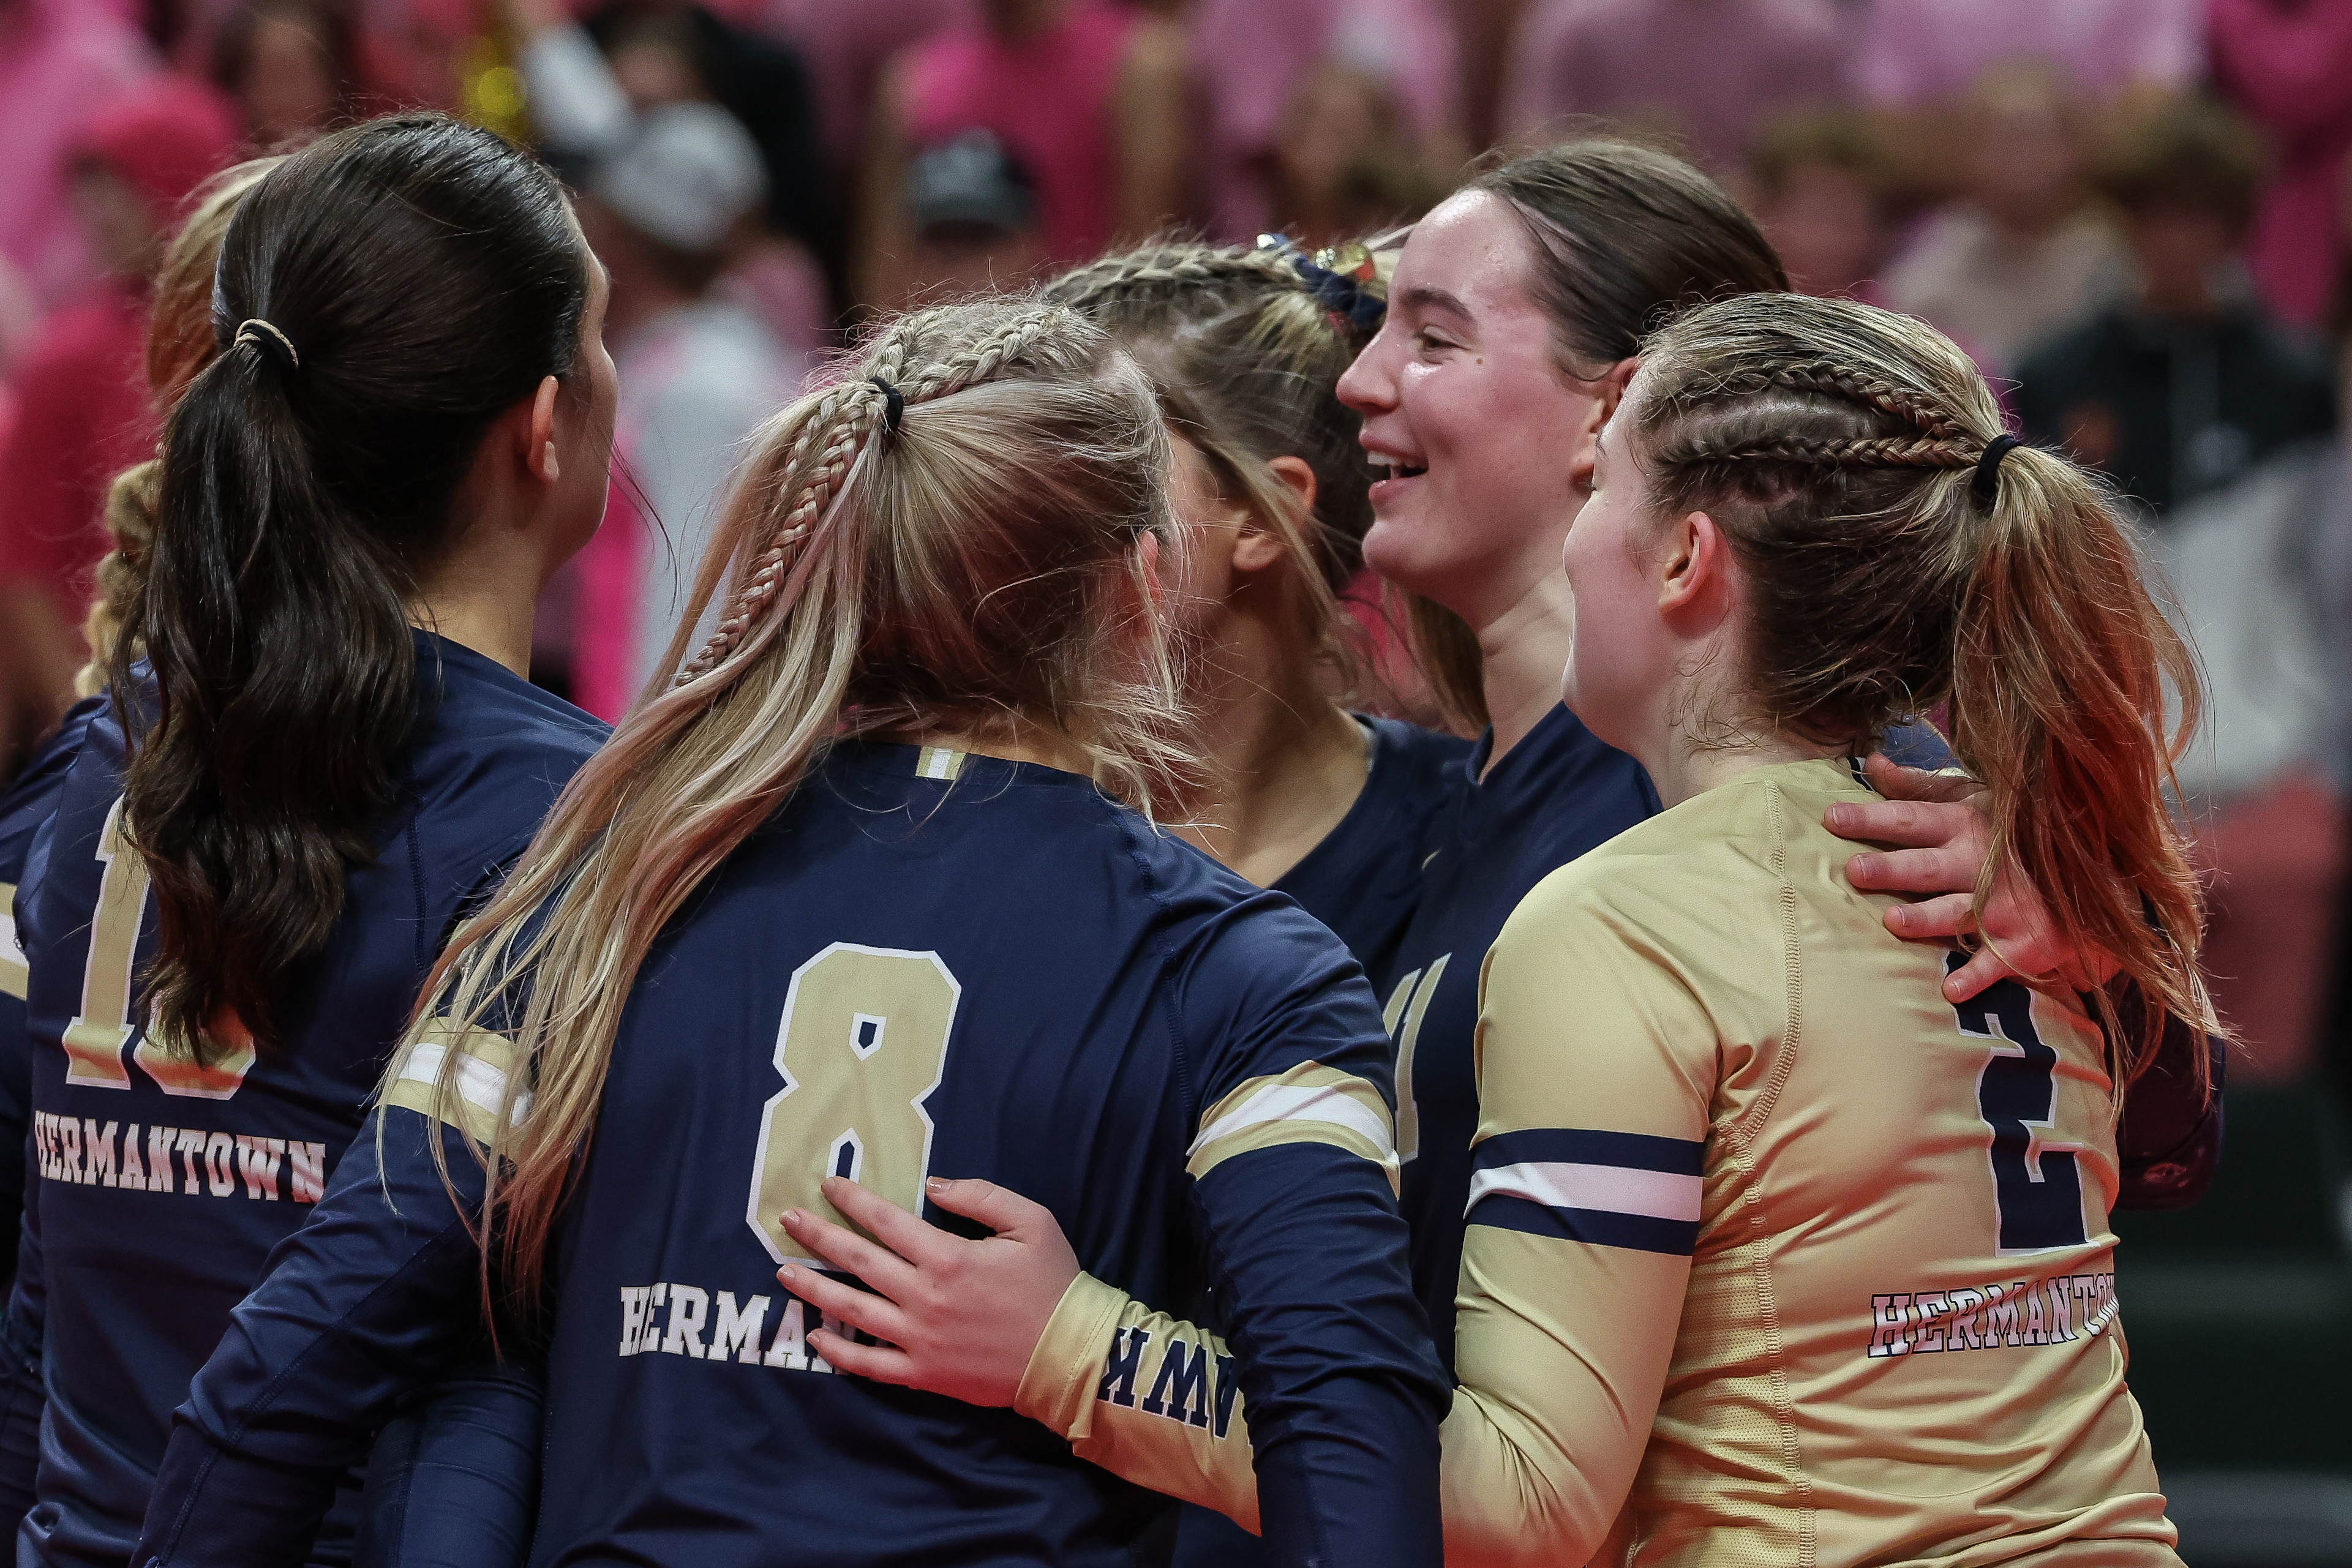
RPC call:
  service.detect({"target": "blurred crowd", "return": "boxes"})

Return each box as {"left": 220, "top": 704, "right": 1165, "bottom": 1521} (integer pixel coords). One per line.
{"left": 3, "top": 0, "right": 2352, "bottom": 1084}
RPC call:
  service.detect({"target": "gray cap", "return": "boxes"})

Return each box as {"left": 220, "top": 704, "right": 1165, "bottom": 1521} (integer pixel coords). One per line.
{"left": 906, "top": 129, "right": 1035, "bottom": 239}
{"left": 594, "top": 102, "right": 768, "bottom": 255}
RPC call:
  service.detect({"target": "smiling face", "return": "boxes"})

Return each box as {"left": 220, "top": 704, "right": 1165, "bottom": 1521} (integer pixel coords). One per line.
{"left": 1336, "top": 189, "right": 1615, "bottom": 631}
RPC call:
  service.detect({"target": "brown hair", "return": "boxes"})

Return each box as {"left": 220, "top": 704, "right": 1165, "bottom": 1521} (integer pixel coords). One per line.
{"left": 1413, "top": 138, "right": 1789, "bottom": 730}
{"left": 74, "top": 157, "right": 283, "bottom": 699}
{"left": 399, "top": 298, "right": 1187, "bottom": 1300}
{"left": 1628, "top": 291, "right": 2212, "bottom": 1089}
{"left": 1042, "top": 241, "right": 1384, "bottom": 692}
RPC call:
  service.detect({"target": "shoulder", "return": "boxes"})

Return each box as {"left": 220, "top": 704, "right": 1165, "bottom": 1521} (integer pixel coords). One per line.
{"left": 0, "top": 696, "right": 105, "bottom": 876}
{"left": 400, "top": 641, "right": 607, "bottom": 837}
{"left": 1365, "top": 715, "right": 1476, "bottom": 779}
{"left": 1501, "top": 780, "right": 1784, "bottom": 948}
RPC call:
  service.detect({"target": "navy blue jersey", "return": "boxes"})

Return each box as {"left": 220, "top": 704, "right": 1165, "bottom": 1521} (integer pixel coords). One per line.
{"left": 2, "top": 634, "right": 603, "bottom": 1568}
{"left": 136, "top": 741, "right": 1446, "bottom": 1568}
{"left": 1382, "top": 703, "right": 1659, "bottom": 1365}
{"left": 0, "top": 699, "right": 106, "bottom": 1299}
{"left": 1271, "top": 717, "right": 1475, "bottom": 985}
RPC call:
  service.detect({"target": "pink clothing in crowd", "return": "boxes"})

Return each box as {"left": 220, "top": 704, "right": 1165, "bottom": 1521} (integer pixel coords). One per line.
{"left": 2210, "top": 0, "right": 2352, "bottom": 329}
{"left": 0, "top": 0, "right": 157, "bottom": 310}
{"left": 764, "top": 0, "right": 968, "bottom": 163}
{"left": 1854, "top": 0, "right": 2202, "bottom": 107}
{"left": 1185, "top": 0, "right": 1458, "bottom": 241}
{"left": 900, "top": 0, "right": 1133, "bottom": 266}
{"left": 1502, "top": 0, "right": 1849, "bottom": 174}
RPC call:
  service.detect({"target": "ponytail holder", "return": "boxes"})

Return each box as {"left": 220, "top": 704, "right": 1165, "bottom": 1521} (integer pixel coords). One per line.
{"left": 233, "top": 318, "right": 300, "bottom": 375}
{"left": 868, "top": 377, "right": 905, "bottom": 444}
{"left": 1257, "top": 233, "right": 1386, "bottom": 334}
{"left": 1971, "top": 433, "right": 2021, "bottom": 508}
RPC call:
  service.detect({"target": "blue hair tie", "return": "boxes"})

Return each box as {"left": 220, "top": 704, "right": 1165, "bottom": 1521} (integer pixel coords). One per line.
{"left": 1257, "top": 234, "right": 1386, "bottom": 333}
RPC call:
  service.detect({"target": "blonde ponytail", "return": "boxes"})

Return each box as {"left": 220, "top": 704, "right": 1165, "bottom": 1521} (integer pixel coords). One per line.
{"left": 394, "top": 298, "right": 1188, "bottom": 1304}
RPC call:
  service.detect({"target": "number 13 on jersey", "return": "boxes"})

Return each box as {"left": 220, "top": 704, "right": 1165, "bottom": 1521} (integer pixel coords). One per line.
{"left": 746, "top": 944, "right": 962, "bottom": 1265}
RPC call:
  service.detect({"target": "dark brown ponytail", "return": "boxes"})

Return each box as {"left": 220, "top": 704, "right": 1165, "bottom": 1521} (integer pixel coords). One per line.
{"left": 121, "top": 114, "right": 588, "bottom": 1059}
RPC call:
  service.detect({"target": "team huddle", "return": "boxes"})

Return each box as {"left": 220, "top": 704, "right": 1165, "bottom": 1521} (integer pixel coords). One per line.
{"left": 0, "top": 110, "right": 2223, "bottom": 1568}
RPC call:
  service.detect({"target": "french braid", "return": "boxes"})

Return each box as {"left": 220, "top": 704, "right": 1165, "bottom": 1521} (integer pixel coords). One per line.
{"left": 677, "top": 306, "right": 1088, "bottom": 682}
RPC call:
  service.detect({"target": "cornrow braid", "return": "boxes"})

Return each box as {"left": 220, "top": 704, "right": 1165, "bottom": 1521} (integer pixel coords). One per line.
{"left": 1670, "top": 430, "right": 1978, "bottom": 471}
{"left": 1042, "top": 244, "right": 1301, "bottom": 316}
{"left": 677, "top": 305, "right": 1088, "bottom": 683}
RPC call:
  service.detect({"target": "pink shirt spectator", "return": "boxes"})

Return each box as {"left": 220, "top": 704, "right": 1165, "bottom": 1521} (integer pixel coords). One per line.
{"left": 2210, "top": 0, "right": 2352, "bottom": 329}
{"left": 1854, "top": 0, "right": 2202, "bottom": 107}
{"left": 1502, "top": 0, "right": 1849, "bottom": 174}
{"left": 900, "top": 0, "right": 1132, "bottom": 266}
{"left": 0, "top": 0, "right": 156, "bottom": 310}
{"left": 764, "top": 0, "right": 968, "bottom": 165}
{"left": 1187, "top": 0, "right": 1458, "bottom": 241}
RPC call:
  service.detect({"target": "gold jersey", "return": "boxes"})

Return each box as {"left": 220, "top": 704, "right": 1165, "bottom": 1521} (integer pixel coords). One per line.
{"left": 1013, "top": 758, "right": 2180, "bottom": 1567}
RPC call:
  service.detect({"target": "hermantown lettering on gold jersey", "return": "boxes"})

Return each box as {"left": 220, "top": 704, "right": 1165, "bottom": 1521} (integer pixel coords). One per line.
{"left": 1007, "top": 758, "right": 2183, "bottom": 1568}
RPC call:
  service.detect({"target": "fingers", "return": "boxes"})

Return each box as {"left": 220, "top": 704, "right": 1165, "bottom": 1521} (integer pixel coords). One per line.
{"left": 1942, "top": 945, "right": 2021, "bottom": 1003}
{"left": 820, "top": 1176, "right": 958, "bottom": 1267}
{"left": 779, "top": 1206, "right": 917, "bottom": 1300}
{"left": 921, "top": 1176, "right": 1061, "bottom": 1239}
{"left": 805, "top": 1327, "right": 920, "bottom": 1387}
{"left": 1882, "top": 892, "right": 1975, "bottom": 942}
{"left": 1860, "top": 751, "right": 1980, "bottom": 805}
{"left": 776, "top": 1258, "right": 911, "bottom": 1346}
{"left": 1845, "top": 844, "right": 1977, "bottom": 895}
{"left": 1825, "top": 796, "right": 1983, "bottom": 853}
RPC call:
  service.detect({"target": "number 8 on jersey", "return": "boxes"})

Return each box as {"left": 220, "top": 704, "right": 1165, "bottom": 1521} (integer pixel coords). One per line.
{"left": 748, "top": 944, "right": 962, "bottom": 1265}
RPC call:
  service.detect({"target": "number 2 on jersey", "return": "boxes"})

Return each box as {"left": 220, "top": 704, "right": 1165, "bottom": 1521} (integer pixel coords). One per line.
{"left": 1949, "top": 954, "right": 2087, "bottom": 1255}
{"left": 747, "top": 944, "right": 962, "bottom": 1265}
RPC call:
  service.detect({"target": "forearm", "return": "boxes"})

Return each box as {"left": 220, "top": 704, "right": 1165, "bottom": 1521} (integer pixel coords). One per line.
{"left": 136, "top": 1109, "right": 492, "bottom": 1567}
{"left": 1190, "top": 1147, "right": 1445, "bottom": 1567}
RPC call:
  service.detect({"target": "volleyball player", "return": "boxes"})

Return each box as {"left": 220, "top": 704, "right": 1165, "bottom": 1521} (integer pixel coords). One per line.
{"left": 793, "top": 292, "right": 2205, "bottom": 1561}
{"left": 1, "top": 115, "right": 614, "bottom": 1566}
{"left": 135, "top": 298, "right": 1447, "bottom": 1568}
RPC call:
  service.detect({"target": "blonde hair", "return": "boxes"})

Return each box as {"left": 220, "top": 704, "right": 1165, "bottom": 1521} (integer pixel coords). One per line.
{"left": 1042, "top": 241, "right": 1387, "bottom": 696}
{"left": 1628, "top": 293, "right": 2215, "bottom": 1093}
{"left": 395, "top": 298, "right": 1188, "bottom": 1300}
{"left": 73, "top": 157, "right": 282, "bottom": 698}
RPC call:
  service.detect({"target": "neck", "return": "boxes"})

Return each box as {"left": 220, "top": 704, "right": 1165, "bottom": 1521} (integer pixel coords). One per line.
{"left": 1473, "top": 565, "right": 1578, "bottom": 778}
{"left": 1636, "top": 705, "right": 1839, "bottom": 809}
{"left": 410, "top": 529, "right": 552, "bottom": 680}
{"left": 1171, "top": 598, "right": 1366, "bottom": 885}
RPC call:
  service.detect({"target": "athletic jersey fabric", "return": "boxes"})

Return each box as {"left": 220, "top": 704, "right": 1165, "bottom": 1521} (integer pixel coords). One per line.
{"left": 1381, "top": 702, "right": 1659, "bottom": 1362}
{"left": 1013, "top": 757, "right": 2181, "bottom": 1565}
{"left": 135, "top": 740, "right": 1448, "bottom": 1568}
{"left": 1270, "top": 716, "right": 1476, "bottom": 985}
{"left": 0, "top": 699, "right": 105, "bottom": 1296}
{"left": 0, "top": 634, "right": 604, "bottom": 1568}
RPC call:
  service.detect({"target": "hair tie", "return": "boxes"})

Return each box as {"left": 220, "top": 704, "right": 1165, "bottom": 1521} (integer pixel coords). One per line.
{"left": 1256, "top": 233, "right": 1386, "bottom": 334}
{"left": 233, "top": 318, "right": 300, "bottom": 375}
{"left": 868, "top": 377, "right": 905, "bottom": 443}
{"left": 1971, "top": 433, "right": 2021, "bottom": 507}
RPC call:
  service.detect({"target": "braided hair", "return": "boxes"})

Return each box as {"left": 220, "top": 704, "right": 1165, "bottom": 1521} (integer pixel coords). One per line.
{"left": 397, "top": 296, "right": 1189, "bottom": 1303}
{"left": 1045, "top": 244, "right": 1381, "bottom": 568}
{"left": 1627, "top": 292, "right": 2214, "bottom": 1097}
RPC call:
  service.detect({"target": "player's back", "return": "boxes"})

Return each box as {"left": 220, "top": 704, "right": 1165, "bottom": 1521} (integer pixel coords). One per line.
{"left": 529, "top": 739, "right": 1436, "bottom": 1567}
{"left": 1490, "top": 758, "right": 2174, "bottom": 1566}
{"left": 11, "top": 634, "right": 604, "bottom": 1568}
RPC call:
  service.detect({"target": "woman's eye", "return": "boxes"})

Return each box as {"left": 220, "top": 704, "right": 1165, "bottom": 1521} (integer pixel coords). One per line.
{"left": 1416, "top": 331, "right": 1452, "bottom": 354}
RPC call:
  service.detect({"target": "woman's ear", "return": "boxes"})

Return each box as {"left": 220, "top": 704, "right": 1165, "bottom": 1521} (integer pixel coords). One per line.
{"left": 1566, "top": 358, "right": 1640, "bottom": 496}
{"left": 524, "top": 374, "right": 562, "bottom": 485}
{"left": 1658, "top": 509, "right": 1734, "bottom": 631}
{"left": 1232, "top": 456, "right": 1319, "bottom": 573}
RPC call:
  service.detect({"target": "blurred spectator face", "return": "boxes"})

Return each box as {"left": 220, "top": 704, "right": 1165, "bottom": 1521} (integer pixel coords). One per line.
{"left": 1966, "top": 75, "right": 2084, "bottom": 236}
{"left": 1760, "top": 162, "right": 1885, "bottom": 299}
{"left": 234, "top": 12, "right": 339, "bottom": 144}
{"left": 900, "top": 130, "right": 1046, "bottom": 300}
{"left": 609, "top": 23, "right": 706, "bottom": 113}
{"left": 68, "top": 163, "right": 159, "bottom": 280}
{"left": 1277, "top": 65, "right": 1389, "bottom": 213}
{"left": 2125, "top": 202, "right": 2240, "bottom": 317}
